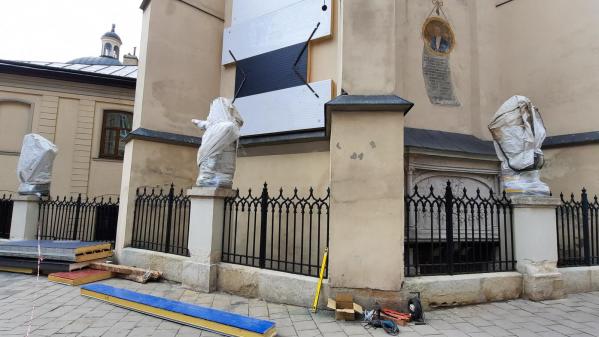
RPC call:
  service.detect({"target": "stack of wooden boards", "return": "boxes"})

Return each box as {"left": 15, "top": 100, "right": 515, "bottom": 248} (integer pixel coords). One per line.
{"left": 0, "top": 240, "right": 112, "bottom": 274}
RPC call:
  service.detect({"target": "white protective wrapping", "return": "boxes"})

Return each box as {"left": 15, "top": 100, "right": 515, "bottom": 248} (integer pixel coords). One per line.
{"left": 16, "top": 134, "right": 58, "bottom": 195}
{"left": 192, "top": 97, "right": 244, "bottom": 188}
{"left": 488, "top": 96, "right": 549, "bottom": 196}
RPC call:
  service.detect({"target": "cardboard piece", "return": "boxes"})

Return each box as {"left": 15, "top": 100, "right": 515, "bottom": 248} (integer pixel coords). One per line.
{"left": 327, "top": 293, "right": 363, "bottom": 321}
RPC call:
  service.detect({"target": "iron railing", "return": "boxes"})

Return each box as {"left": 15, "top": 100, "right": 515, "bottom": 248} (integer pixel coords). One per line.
{"left": 131, "top": 184, "right": 190, "bottom": 256}
{"left": 0, "top": 193, "right": 13, "bottom": 239}
{"left": 222, "top": 184, "right": 330, "bottom": 278}
{"left": 556, "top": 189, "right": 599, "bottom": 266}
{"left": 405, "top": 182, "right": 516, "bottom": 276}
{"left": 39, "top": 195, "right": 119, "bottom": 243}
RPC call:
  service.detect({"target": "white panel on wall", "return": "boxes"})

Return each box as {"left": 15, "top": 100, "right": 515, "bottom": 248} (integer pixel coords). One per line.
{"left": 232, "top": 0, "right": 299, "bottom": 25}
{"left": 235, "top": 80, "right": 332, "bottom": 136}
{"left": 223, "top": 0, "right": 332, "bottom": 64}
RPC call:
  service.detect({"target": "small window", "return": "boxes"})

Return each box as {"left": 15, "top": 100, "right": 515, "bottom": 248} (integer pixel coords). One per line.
{"left": 99, "top": 110, "right": 132, "bottom": 159}
{"left": 113, "top": 46, "right": 120, "bottom": 59}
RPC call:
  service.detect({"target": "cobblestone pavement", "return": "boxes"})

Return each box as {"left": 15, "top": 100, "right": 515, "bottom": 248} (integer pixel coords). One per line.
{"left": 0, "top": 272, "right": 598, "bottom": 337}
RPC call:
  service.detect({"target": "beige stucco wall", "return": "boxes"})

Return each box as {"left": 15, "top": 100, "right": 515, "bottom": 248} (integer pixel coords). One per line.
{"left": 234, "top": 149, "right": 330, "bottom": 193}
{"left": 134, "top": 0, "right": 224, "bottom": 135}
{"left": 394, "top": 0, "right": 599, "bottom": 140}
{"left": 543, "top": 144, "right": 599, "bottom": 197}
{"left": 0, "top": 75, "right": 134, "bottom": 196}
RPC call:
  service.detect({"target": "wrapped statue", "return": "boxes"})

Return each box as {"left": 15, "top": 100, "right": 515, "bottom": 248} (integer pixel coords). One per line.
{"left": 192, "top": 97, "right": 244, "bottom": 188}
{"left": 488, "top": 95, "right": 549, "bottom": 196}
{"left": 16, "top": 134, "right": 58, "bottom": 195}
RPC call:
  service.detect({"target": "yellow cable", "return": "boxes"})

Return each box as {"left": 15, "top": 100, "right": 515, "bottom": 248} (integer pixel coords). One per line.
{"left": 311, "top": 247, "right": 328, "bottom": 313}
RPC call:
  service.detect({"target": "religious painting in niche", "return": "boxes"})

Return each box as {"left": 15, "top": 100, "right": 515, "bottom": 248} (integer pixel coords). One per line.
{"left": 421, "top": 15, "right": 460, "bottom": 106}
{"left": 422, "top": 17, "right": 455, "bottom": 56}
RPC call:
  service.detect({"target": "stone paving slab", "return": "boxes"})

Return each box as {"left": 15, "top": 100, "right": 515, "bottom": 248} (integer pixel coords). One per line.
{"left": 0, "top": 272, "right": 598, "bottom": 336}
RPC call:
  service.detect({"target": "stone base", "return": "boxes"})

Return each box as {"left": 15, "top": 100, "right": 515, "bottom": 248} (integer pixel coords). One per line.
{"left": 523, "top": 272, "right": 564, "bottom": 301}
{"left": 519, "top": 261, "right": 565, "bottom": 301}
{"left": 182, "top": 261, "right": 218, "bottom": 293}
{"left": 560, "top": 266, "right": 599, "bottom": 293}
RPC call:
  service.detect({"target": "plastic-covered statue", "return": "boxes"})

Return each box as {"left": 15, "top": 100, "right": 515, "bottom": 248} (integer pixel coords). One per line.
{"left": 191, "top": 97, "right": 244, "bottom": 188}
{"left": 488, "top": 95, "right": 549, "bottom": 196}
{"left": 17, "top": 134, "right": 58, "bottom": 195}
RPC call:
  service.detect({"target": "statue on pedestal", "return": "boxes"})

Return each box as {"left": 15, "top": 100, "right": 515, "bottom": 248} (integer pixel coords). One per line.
{"left": 16, "top": 134, "right": 58, "bottom": 196}
{"left": 488, "top": 95, "right": 550, "bottom": 196}
{"left": 191, "top": 97, "right": 244, "bottom": 188}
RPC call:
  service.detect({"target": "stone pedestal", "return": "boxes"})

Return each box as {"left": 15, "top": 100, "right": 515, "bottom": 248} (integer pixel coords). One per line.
{"left": 10, "top": 195, "right": 40, "bottom": 240}
{"left": 325, "top": 95, "right": 413, "bottom": 291}
{"left": 182, "top": 187, "right": 236, "bottom": 292}
{"left": 512, "top": 196, "right": 564, "bottom": 300}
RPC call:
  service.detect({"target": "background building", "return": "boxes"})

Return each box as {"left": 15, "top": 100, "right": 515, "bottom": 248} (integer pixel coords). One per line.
{"left": 0, "top": 25, "right": 137, "bottom": 197}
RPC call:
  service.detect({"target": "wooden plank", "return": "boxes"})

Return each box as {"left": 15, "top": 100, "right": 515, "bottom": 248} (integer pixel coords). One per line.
{"left": 81, "top": 284, "right": 276, "bottom": 337}
{"left": 48, "top": 269, "right": 113, "bottom": 286}
{"left": 90, "top": 262, "right": 161, "bottom": 283}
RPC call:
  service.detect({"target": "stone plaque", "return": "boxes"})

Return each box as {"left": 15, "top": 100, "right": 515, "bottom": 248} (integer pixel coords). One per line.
{"left": 421, "top": 17, "right": 460, "bottom": 106}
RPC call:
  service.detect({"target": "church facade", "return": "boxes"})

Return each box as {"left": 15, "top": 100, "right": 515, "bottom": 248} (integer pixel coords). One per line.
{"left": 120, "top": 0, "right": 599, "bottom": 210}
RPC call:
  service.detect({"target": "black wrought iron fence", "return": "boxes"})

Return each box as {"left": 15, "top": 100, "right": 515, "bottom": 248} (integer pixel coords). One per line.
{"left": 0, "top": 193, "right": 13, "bottom": 239}
{"left": 131, "top": 184, "right": 190, "bottom": 256}
{"left": 405, "top": 182, "right": 515, "bottom": 276}
{"left": 556, "top": 189, "right": 599, "bottom": 267}
{"left": 222, "top": 184, "right": 330, "bottom": 278}
{"left": 39, "top": 195, "right": 119, "bottom": 243}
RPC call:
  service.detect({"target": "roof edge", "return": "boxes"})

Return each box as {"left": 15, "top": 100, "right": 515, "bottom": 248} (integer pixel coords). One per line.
{"left": 0, "top": 59, "right": 136, "bottom": 89}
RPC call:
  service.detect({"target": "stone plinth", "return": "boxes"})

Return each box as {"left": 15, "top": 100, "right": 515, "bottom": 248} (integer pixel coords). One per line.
{"left": 182, "top": 187, "right": 236, "bottom": 292}
{"left": 10, "top": 195, "right": 41, "bottom": 240}
{"left": 511, "top": 195, "right": 564, "bottom": 300}
{"left": 325, "top": 95, "right": 413, "bottom": 291}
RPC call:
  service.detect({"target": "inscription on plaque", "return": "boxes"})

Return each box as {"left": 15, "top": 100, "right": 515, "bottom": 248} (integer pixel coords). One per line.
{"left": 421, "top": 16, "right": 460, "bottom": 106}
{"left": 422, "top": 50, "right": 460, "bottom": 106}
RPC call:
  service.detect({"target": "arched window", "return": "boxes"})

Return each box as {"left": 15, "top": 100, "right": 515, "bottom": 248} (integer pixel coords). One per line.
{"left": 113, "top": 46, "right": 120, "bottom": 59}
{"left": 103, "top": 42, "right": 112, "bottom": 57}
{"left": 0, "top": 100, "right": 33, "bottom": 153}
{"left": 100, "top": 110, "right": 133, "bottom": 159}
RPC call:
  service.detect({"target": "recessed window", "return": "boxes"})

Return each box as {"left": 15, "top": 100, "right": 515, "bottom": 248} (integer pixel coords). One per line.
{"left": 99, "top": 110, "right": 132, "bottom": 159}
{"left": 0, "top": 100, "right": 32, "bottom": 153}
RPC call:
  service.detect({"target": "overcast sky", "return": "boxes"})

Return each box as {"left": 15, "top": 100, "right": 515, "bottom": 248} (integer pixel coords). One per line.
{"left": 0, "top": 0, "right": 142, "bottom": 63}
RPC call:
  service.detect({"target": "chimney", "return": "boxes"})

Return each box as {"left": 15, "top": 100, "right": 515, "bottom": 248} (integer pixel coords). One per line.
{"left": 123, "top": 47, "right": 138, "bottom": 66}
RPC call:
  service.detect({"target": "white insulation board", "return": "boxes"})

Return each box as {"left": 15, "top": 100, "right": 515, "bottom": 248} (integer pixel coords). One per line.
{"left": 223, "top": 0, "right": 332, "bottom": 64}
{"left": 236, "top": 80, "right": 332, "bottom": 136}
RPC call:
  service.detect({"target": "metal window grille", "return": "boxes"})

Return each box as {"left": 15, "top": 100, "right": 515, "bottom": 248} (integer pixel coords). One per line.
{"left": 39, "top": 195, "right": 119, "bottom": 243}
{"left": 222, "top": 184, "right": 330, "bottom": 278}
{"left": 131, "top": 184, "right": 190, "bottom": 257}
{"left": 556, "top": 189, "right": 599, "bottom": 266}
{"left": 405, "top": 182, "right": 516, "bottom": 276}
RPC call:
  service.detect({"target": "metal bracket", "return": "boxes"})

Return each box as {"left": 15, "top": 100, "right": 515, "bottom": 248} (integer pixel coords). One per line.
{"left": 294, "top": 22, "right": 321, "bottom": 98}
{"left": 229, "top": 50, "right": 247, "bottom": 103}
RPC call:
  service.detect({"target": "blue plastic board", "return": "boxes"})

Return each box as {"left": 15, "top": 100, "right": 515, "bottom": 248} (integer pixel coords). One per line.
{"left": 81, "top": 284, "right": 275, "bottom": 334}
